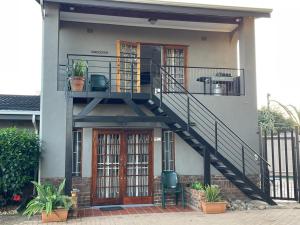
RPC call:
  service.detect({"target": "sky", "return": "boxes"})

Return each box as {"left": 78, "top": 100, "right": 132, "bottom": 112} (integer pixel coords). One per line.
{"left": 0, "top": 0, "right": 299, "bottom": 109}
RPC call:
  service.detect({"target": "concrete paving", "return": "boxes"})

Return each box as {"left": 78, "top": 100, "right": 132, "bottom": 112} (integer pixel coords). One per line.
{"left": 6, "top": 207, "right": 300, "bottom": 225}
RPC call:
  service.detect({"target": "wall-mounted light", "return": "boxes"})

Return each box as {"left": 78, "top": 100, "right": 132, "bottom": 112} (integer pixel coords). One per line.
{"left": 148, "top": 18, "right": 158, "bottom": 25}
{"left": 235, "top": 18, "right": 242, "bottom": 23}
{"left": 69, "top": 6, "right": 75, "bottom": 11}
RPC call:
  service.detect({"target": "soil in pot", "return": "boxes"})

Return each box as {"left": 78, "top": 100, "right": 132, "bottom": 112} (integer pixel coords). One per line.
{"left": 202, "top": 202, "right": 227, "bottom": 214}
{"left": 41, "top": 208, "right": 68, "bottom": 223}
{"left": 69, "top": 77, "right": 85, "bottom": 92}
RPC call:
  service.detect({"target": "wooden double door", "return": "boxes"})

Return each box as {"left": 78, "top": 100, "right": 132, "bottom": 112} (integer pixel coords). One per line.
{"left": 91, "top": 129, "right": 153, "bottom": 205}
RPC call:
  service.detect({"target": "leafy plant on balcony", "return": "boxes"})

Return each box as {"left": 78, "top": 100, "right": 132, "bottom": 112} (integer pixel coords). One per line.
{"left": 72, "top": 59, "right": 88, "bottom": 77}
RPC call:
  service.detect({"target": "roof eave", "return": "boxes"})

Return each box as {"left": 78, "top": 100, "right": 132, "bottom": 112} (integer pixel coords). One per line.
{"left": 38, "top": 0, "right": 272, "bottom": 18}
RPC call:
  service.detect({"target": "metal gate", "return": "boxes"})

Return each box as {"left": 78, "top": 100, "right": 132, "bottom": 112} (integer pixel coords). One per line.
{"left": 261, "top": 127, "right": 300, "bottom": 201}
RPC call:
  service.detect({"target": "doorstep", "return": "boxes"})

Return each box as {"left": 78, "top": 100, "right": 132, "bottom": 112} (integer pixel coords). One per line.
{"left": 77, "top": 205, "right": 194, "bottom": 218}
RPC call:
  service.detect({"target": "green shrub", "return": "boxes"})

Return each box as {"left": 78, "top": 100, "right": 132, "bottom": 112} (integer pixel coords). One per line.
{"left": 23, "top": 179, "right": 72, "bottom": 217}
{"left": 191, "top": 181, "right": 205, "bottom": 191}
{"left": 204, "top": 185, "right": 222, "bottom": 202}
{"left": 0, "top": 128, "right": 40, "bottom": 201}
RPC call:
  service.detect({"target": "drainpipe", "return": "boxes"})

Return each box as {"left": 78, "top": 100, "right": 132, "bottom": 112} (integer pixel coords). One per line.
{"left": 32, "top": 114, "right": 38, "bottom": 134}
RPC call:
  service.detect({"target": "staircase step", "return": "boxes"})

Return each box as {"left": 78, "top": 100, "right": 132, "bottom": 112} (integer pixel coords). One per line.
{"left": 171, "top": 123, "right": 183, "bottom": 132}
{"left": 182, "top": 131, "right": 192, "bottom": 139}
{"left": 234, "top": 180, "right": 245, "bottom": 184}
{"left": 215, "top": 163, "right": 227, "bottom": 170}
{"left": 242, "top": 187, "right": 254, "bottom": 193}
{"left": 224, "top": 172, "right": 236, "bottom": 177}
{"left": 210, "top": 155, "right": 218, "bottom": 162}
{"left": 250, "top": 194, "right": 263, "bottom": 200}
{"left": 154, "top": 107, "right": 166, "bottom": 116}
{"left": 147, "top": 100, "right": 158, "bottom": 109}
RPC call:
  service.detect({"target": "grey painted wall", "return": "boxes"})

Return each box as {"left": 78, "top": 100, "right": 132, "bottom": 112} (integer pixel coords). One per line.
{"left": 40, "top": 3, "right": 67, "bottom": 178}
{"left": 41, "top": 6, "right": 259, "bottom": 179}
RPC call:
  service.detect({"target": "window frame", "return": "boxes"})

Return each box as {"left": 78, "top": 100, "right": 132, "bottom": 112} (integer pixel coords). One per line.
{"left": 161, "top": 129, "right": 175, "bottom": 171}
{"left": 72, "top": 129, "right": 83, "bottom": 177}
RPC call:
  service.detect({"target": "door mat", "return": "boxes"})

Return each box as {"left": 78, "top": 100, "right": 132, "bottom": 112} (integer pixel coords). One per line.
{"left": 99, "top": 206, "right": 124, "bottom": 211}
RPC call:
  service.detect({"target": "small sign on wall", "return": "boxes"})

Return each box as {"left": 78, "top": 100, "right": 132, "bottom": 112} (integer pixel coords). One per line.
{"left": 91, "top": 50, "right": 109, "bottom": 55}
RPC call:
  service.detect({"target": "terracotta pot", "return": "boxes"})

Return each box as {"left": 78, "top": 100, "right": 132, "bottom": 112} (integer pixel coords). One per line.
{"left": 41, "top": 208, "right": 68, "bottom": 223}
{"left": 69, "top": 77, "right": 85, "bottom": 92}
{"left": 201, "top": 201, "right": 227, "bottom": 214}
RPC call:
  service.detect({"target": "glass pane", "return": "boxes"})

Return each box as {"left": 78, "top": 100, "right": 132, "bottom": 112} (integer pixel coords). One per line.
{"left": 162, "top": 130, "right": 175, "bottom": 171}
{"left": 126, "top": 133, "right": 150, "bottom": 197}
{"left": 96, "top": 133, "right": 120, "bottom": 199}
{"left": 72, "top": 130, "right": 82, "bottom": 176}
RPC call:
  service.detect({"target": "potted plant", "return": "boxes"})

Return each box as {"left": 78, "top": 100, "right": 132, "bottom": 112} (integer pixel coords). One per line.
{"left": 201, "top": 185, "right": 227, "bottom": 214}
{"left": 23, "top": 179, "right": 72, "bottom": 223}
{"left": 69, "top": 59, "right": 88, "bottom": 91}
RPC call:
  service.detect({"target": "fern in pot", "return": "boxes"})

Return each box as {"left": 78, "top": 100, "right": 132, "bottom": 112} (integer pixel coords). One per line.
{"left": 201, "top": 185, "right": 227, "bottom": 214}
{"left": 23, "top": 179, "right": 72, "bottom": 223}
{"left": 69, "top": 59, "right": 88, "bottom": 92}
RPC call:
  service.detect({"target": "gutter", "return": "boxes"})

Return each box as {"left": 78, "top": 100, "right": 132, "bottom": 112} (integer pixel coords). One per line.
{"left": 32, "top": 114, "right": 38, "bottom": 134}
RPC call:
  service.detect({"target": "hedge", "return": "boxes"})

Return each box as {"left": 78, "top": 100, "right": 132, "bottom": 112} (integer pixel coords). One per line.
{"left": 0, "top": 128, "right": 40, "bottom": 202}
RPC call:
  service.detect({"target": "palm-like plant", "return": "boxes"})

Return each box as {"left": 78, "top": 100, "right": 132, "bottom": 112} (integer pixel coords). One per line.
{"left": 274, "top": 101, "right": 300, "bottom": 127}
{"left": 204, "top": 185, "right": 222, "bottom": 202}
{"left": 23, "top": 179, "right": 72, "bottom": 218}
{"left": 72, "top": 59, "right": 88, "bottom": 77}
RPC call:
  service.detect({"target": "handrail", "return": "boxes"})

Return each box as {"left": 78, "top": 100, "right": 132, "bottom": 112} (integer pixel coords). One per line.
{"left": 157, "top": 65, "right": 270, "bottom": 166}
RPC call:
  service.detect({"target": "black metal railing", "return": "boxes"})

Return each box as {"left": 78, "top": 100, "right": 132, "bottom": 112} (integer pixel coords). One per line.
{"left": 58, "top": 54, "right": 154, "bottom": 94}
{"left": 261, "top": 128, "right": 300, "bottom": 201}
{"left": 164, "top": 65, "right": 245, "bottom": 96}
{"left": 153, "top": 65, "right": 271, "bottom": 194}
{"left": 58, "top": 54, "right": 244, "bottom": 96}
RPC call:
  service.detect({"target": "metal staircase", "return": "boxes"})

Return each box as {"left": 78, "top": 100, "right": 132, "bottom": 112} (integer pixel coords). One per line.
{"left": 144, "top": 65, "right": 275, "bottom": 205}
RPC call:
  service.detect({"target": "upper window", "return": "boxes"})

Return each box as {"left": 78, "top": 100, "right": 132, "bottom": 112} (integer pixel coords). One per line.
{"left": 163, "top": 46, "right": 186, "bottom": 91}
{"left": 162, "top": 130, "right": 175, "bottom": 171}
{"left": 72, "top": 129, "right": 82, "bottom": 177}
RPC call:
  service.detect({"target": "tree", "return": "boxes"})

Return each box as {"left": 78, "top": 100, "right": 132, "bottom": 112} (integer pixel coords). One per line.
{"left": 258, "top": 106, "right": 296, "bottom": 132}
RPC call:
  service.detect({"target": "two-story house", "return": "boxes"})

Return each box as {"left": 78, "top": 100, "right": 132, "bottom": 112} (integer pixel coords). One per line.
{"left": 36, "top": 0, "right": 274, "bottom": 207}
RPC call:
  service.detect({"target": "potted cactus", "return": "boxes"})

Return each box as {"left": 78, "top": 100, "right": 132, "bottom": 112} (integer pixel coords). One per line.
{"left": 69, "top": 59, "right": 87, "bottom": 91}
{"left": 201, "top": 185, "right": 227, "bottom": 214}
{"left": 23, "top": 179, "right": 72, "bottom": 223}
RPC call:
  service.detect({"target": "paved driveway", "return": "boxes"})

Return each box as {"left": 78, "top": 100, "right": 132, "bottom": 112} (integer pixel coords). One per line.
{"left": 5, "top": 208, "right": 300, "bottom": 225}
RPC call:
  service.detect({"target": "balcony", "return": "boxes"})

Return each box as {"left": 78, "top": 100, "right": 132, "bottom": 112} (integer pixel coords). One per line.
{"left": 58, "top": 54, "right": 245, "bottom": 98}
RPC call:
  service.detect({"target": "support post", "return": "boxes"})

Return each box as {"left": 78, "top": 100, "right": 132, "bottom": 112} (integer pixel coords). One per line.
{"left": 150, "top": 60, "right": 153, "bottom": 99}
{"left": 65, "top": 97, "right": 73, "bottom": 195}
{"left": 215, "top": 121, "right": 218, "bottom": 154}
{"left": 131, "top": 62, "right": 134, "bottom": 98}
{"left": 295, "top": 126, "right": 300, "bottom": 203}
{"left": 242, "top": 145, "right": 245, "bottom": 176}
{"left": 204, "top": 147, "right": 211, "bottom": 186}
{"left": 109, "top": 61, "right": 112, "bottom": 96}
{"left": 187, "top": 96, "right": 190, "bottom": 132}
{"left": 160, "top": 69, "right": 163, "bottom": 107}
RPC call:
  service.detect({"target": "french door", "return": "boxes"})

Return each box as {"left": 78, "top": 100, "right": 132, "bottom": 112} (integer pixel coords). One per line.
{"left": 163, "top": 46, "right": 187, "bottom": 91}
{"left": 91, "top": 129, "right": 153, "bottom": 205}
{"left": 116, "top": 40, "right": 141, "bottom": 93}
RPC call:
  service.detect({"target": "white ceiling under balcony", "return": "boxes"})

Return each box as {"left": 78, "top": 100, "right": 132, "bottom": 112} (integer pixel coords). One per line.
{"left": 60, "top": 12, "right": 238, "bottom": 32}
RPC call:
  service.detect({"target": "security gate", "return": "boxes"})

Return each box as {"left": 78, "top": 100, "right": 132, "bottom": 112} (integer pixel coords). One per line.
{"left": 262, "top": 128, "right": 300, "bottom": 201}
